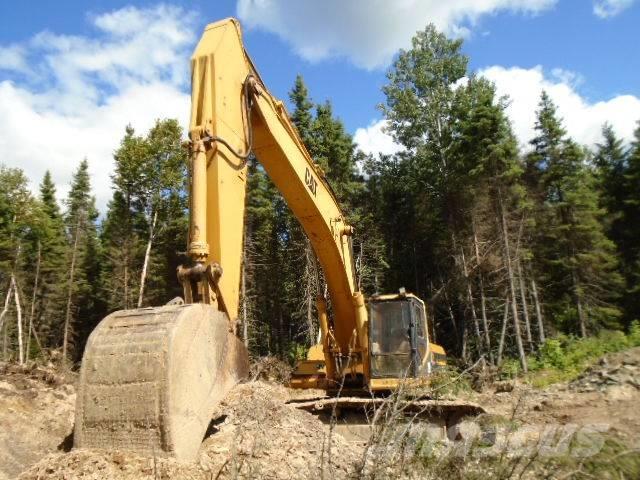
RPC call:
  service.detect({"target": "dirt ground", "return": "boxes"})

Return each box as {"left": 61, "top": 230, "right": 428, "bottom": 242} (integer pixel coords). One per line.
{"left": 2, "top": 348, "right": 639, "bottom": 479}
{"left": 11, "top": 380, "right": 361, "bottom": 480}
{"left": 474, "top": 347, "right": 640, "bottom": 445}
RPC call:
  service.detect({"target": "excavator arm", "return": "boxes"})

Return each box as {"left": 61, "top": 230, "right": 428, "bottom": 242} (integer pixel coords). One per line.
{"left": 182, "top": 18, "right": 368, "bottom": 372}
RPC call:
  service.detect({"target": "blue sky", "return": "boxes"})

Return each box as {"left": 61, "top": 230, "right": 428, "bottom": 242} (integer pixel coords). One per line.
{"left": 0, "top": 0, "right": 638, "bottom": 210}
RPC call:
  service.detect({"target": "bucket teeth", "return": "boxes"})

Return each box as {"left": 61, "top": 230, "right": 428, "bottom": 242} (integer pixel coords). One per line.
{"left": 74, "top": 304, "right": 248, "bottom": 461}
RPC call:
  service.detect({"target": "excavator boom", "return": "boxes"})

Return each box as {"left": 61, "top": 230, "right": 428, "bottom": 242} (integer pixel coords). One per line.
{"left": 184, "top": 18, "right": 367, "bottom": 359}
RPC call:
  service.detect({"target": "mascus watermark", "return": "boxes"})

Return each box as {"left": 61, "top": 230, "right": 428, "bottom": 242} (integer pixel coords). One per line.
{"left": 382, "top": 421, "right": 611, "bottom": 459}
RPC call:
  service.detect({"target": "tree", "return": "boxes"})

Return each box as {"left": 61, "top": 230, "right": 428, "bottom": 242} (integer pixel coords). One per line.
{"left": 379, "top": 24, "right": 485, "bottom": 359}
{"left": 453, "top": 76, "right": 532, "bottom": 367}
{"left": 289, "top": 75, "right": 314, "bottom": 146}
{"left": 102, "top": 120, "right": 187, "bottom": 312}
{"left": 594, "top": 124, "right": 627, "bottom": 245}
{"left": 63, "top": 159, "right": 101, "bottom": 363}
{"left": 32, "top": 171, "right": 68, "bottom": 355}
{"left": 134, "top": 119, "right": 186, "bottom": 307}
{"left": 0, "top": 166, "right": 39, "bottom": 363}
{"left": 621, "top": 122, "right": 640, "bottom": 320}
{"left": 527, "top": 93, "right": 623, "bottom": 336}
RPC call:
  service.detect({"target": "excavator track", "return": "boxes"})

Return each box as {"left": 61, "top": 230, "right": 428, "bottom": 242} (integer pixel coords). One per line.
{"left": 74, "top": 304, "right": 248, "bottom": 461}
{"left": 288, "top": 396, "right": 486, "bottom": 443}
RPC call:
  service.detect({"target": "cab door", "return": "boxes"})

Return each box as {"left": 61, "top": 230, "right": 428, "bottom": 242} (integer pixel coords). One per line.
{"left": 410, "top": 300, "right": 429, "bottom": 376}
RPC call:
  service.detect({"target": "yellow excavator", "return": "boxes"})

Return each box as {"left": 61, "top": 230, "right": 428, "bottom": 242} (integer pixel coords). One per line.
{"left": 74, "top": 18, "right": 476, "bottom": 462}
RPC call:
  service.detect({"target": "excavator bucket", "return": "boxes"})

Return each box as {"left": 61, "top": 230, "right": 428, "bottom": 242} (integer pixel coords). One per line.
{"left": 74, "top": 304, "right": 248, "bottom": 461}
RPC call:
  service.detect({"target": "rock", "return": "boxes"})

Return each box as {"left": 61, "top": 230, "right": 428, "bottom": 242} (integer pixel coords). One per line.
{"left": 495, "top": 381, "right": 515, "bottom": 393}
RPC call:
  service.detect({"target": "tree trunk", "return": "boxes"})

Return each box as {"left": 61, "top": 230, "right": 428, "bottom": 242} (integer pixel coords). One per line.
{"left": 278, "top": 311, "right": 284, "bottom": 355}
{"left": 571, "top": 268, "right": 588, "bottom": 337}
{"left": 30, "top": 322, "right": 44, "bottom": 356}
{"left": 63, "top": 218, "right": 81, "bottom": 363}
{"left": 498, "top": 187, "right": 527, "bottom": 372}
{"left": 516, "top": 259, "right": 534, "bottom": 351}
{"left": 124, "top": 193, "right": 131, "bottom": 309}
{"left": 303, "top": 240, "right": 317, "bottom": 344}
{"left": 2, "top": 320, "right": 6, "bottom": 361}
{"left": 123, "top": 250, "right": 129, "bottom": 309}
{"left": 497, "top": 298, "right": 510, "bottom": 365}
{"left": 0, "top": 281, "right": 14, "bottom": 335}
{"left": 12, "top": 275, "right": 24, "bottom": 365}
{"left": 442, "top": 285, "right": 460, "bottom": 353}
{"left": 26, "top": 242, "right": 42, "bottom": 362}
{"left": 531, "top": 278, "right": 545, "bottom": 343}
{"left": 241, "top": 247, "right": 249, "bottom": 348}
{"left": 472, "top": 225, "right": 493, "bottom": 364}
{"left": 1, "top": 281, "right": 12, "bottom": 361}
{"left": 138, "top": 210, "right": 158, "bottom": 308}
{"left": 461, "top": 246, "right": 483, "bottom": 357}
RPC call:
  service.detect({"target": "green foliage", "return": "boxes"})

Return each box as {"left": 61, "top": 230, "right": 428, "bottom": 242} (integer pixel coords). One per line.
{"left": 35, "top": 171, "right": 71, "bottom": 346}
{"left": 628, "top": 320, "right": 640, "bottom": 346}
{"left": 526, "top": 93, "right": 624, "bottom": 336}
{"left": 619, "top": 123, "right": 640, "bottom": 322}
{"left": 535, "top": 338, "right": 567, "bottom": 369}
{"left": 426, "top": 366, "right": 472, "bottom": 397}
{"left": 503, "top": 329, "right": 638, "bottom": 386}
{"left": 101, "top": 119, "right": 187, "bottom": 312}
{"left": 286, "top": 342, "right": 308, "bottom": 365}
{"left": 64, "top": 160, "right": 103, "bottom": 361}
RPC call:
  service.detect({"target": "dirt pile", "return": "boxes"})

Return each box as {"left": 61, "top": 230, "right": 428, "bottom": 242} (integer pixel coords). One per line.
{"left": 0, "top": 362, "right": 75, "bottom": 480}
{"left": 18, "top": 381, "right": 361, "bottom": 480}
{"left": 248, "top": 355, "right": 293, "bottom": 383}
{"left": 570, "top": 347, "right": 640, "bottom": 392}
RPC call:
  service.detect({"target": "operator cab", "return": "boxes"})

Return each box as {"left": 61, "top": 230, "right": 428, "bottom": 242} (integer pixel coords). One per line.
{"left": 368, "top": 290, "right": 432, "bottom": 379}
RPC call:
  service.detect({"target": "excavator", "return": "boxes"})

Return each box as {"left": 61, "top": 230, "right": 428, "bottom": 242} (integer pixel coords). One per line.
{"left": 74, "top": 18, "right": 480, "bottom": 461}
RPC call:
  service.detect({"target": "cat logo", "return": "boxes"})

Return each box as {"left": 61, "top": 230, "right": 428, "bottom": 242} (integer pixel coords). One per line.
{"left": 305, "top": 167, "right": 318, "bottom": 196}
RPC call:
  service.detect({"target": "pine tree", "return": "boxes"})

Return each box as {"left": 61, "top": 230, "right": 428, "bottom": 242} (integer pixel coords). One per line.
{"left": 102, "top": 126, "right": 145, "bottom": 310}
{"left": 34, "top": 171, "right": 68, "bottom": 352}
{"left": 594, "top": 123, "right": 627, "bottom": 243}
{"left": 527, "top": 93, "right": 623, "bottom": 335}
{"left": 622, "top": 122, "right": 640, "bottom": 320}
{"left": 289, "top": 75, "right": 314, "bottom": 146}
{"left": 63, "top": 159, "right": 102, "bottom": 362}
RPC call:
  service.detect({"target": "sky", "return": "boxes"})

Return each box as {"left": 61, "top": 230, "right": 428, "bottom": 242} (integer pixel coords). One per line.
{"left": 0, "top": 0, "right": 638, "bottom": 212}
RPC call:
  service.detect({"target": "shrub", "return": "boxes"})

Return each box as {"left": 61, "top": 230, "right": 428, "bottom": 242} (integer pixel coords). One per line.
{"left": 503, "top": 328, "right": 638, "bottom": 388}
{"left": 537, "top": 337, "right": 569, "bottom": 369}
{"left": 629, "top": 320, "right": 640, "bottom": 347}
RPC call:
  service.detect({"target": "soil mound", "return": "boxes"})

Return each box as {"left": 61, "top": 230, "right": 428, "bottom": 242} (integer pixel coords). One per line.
{"left": 0, "top": 362, "right": 75, "bottom": 480}
{"left": 18, "top": 381, "right": 361, "bottom": 479}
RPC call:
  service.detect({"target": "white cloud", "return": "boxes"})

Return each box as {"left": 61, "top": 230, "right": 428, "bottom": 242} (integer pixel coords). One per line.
{"left": 0, "top": 45, "right": 28, "bottom": 73}
{"left": 236, "top": 0, "right": 557, "bottom": 69}
{"left": 593, "top": 0, "right": 636, "bottom": 18}
{"left": 0, "top": 5, "right": 194, "bottom": 213}
{"left": 354, "top": 120, "right": 403, "bottom": 156}
{"left": 481, "top": 65, "right": 640, "bottom": 148}
{"left": 354, "top": 66, "right": 640, "bottom": 156}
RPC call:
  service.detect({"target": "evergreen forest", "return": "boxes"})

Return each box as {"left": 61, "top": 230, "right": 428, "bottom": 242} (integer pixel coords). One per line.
{"left": 1, "top": 25, "right": 639, "bottom": 372}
